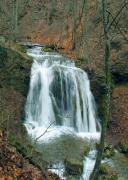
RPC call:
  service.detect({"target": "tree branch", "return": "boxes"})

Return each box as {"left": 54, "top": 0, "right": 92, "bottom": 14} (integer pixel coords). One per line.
{"left": 107, "top": 10, "right": 128, "bottom": 42}
{"left": 34, "top": 121, "right": 55, "bottom": 143}
{"left": 108, "top": 1, "right": 128, "bottom": 30}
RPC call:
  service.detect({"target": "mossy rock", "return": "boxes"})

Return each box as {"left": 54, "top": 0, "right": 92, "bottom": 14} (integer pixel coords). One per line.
{"left": 38, "top": 134, "right": 89, "bottom": 168}
{"left": 42, "top": 44, "right": 59, "bottom": 52}
{"left": 42, "top": 47, "right": 54, "bottom": 52}
{"left": 0, "top": 45, "right": 32, "bottom": 96}
{"left": 65, "top": 158, "right": 83, "bottom": 175}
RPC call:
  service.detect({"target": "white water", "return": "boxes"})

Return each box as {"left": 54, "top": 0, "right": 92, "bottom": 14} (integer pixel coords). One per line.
{"left": 81, "top": 150, "right": 97, "bottom": 180}
{"left": 25, "top": 45, "right": 100, "bottom": 179}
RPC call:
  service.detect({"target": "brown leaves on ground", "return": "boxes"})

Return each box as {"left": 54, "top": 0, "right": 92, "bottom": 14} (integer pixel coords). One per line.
{"left": 0, "top": 130, "right": 46, "bottom": 179}
{"left": 0, "top": 130, "right": 61, "bottom": 180}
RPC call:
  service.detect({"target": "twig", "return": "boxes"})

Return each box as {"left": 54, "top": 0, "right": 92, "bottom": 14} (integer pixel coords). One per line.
{"left": 107, "top": 10, "right": 128, "bottom": 42}
{"left": 108, "top": 1, "right": 128, "bottom": 30}
{"left": 34, "top": 121, "right": 55, "bottom": 143}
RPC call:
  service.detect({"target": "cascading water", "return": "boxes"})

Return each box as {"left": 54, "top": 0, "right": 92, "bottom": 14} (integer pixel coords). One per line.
{"left": 25, "top": 45, "right": 100, "bottom": 179}
{"left": 25, "top": 46, "right": 99, "bottom": 135}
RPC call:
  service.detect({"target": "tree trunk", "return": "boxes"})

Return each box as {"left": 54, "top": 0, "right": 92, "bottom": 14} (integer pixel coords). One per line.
{"left": 71, "top": 0, "right": 77, "bottom": 50}
{"left": 90, "top": 0, "right": 111, "bottom": 179}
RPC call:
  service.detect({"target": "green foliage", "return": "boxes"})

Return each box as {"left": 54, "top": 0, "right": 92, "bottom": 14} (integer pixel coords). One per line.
{"left": 103, "top": 145, "right": 115, "bottom": 159}
{"left": 118, "top": 143, "right": 128, "bottom": 155}
{"left": 42, "top": 44, "right": 59, "bottom": 52}
{"left": 96, "top": 144, "right": 115, "bottom": 159}
{"left": 99, "top": 163, "right": 110, "bottom": 174}
{"left": 42, "top": 47, "right": 54, "bottom": 52}
{"left": 14, "top": 43, "right": 27, "bottom": 53}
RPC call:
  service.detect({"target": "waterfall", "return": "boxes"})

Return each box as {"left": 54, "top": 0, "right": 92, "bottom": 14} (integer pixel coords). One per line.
{"left": 24, "top": 45, "right": 101, "bottom": 179}
{"left": 25, "top": 46, "right": 100, "bottom": 140}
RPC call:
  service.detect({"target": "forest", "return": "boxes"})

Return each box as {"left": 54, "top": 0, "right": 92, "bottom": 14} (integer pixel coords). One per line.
{"left": 0, "top": 0, "right": 128, "bottom": 179}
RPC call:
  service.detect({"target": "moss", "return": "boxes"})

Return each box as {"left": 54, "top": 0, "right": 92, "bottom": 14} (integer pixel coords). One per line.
{"left": 42, "top": 44, "right": 59, "bottom": 52}
{"left": 8, "top": 131, "right": 47, "bottom": 171}
{"left": 65, "top": 158, "right": 83, "bottom": 175}
{"left": 99, "top": 163, "right": 110, "bottom": 174}
{"left": 0, "top": 46, "right": 32, "bottom": 96}
{"left": 75, "top": 58, "right": 86, "bottom": 68}
{"left": 39, "top": 134, "right": 89, "bottom": 167}
{"left": 103, "top": 145, "right": 115, "bottom": 159}
{"left": 99, "top": 163, "right": 118, "bottom": 180}
{"left": 118, "top": 143, "right": 128, "bottom": 155}
{"left": 14, "top": 43, "right": 27, "bottom": 53}
{"left": 42, "top": 47, "right": 54, "bottom": 52}
{"left": 96, "top": 144, "right": 115, "bottom": 159}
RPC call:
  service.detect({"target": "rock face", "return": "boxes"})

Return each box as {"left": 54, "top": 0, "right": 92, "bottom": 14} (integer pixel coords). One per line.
{"left": 0, "top": 45, "right": 32, "bottom": 137}
{"left": 108, "top": 87, "right": 128, "bottom": 145}
{"left": 0, "top": 46, "right": 58, "bottom": 179}
{"left": 0, "top": 46, "right": 32, "bottom": 96}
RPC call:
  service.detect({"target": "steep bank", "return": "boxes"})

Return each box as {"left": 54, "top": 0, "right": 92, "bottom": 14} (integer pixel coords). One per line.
{"left": 0, "top": 44, "right": 62, "bottom": 179}
{"left": 0, "top": 130, "right": 46, "bottom": 179}
{"left": 0, "top": 45, "right": 32, "bottom": 135}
